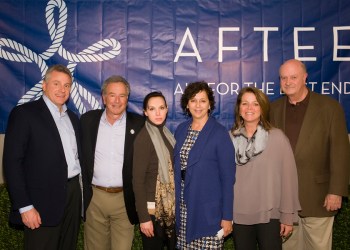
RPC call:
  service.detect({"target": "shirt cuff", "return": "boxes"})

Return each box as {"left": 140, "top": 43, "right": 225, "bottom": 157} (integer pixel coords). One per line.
{"left": 19, "top": 205, "right": 34, "bottom": 214}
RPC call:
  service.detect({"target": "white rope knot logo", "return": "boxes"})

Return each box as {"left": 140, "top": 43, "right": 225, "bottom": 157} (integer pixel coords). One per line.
{"left": 0, "top": 0, "right": 121, "bottom": 114}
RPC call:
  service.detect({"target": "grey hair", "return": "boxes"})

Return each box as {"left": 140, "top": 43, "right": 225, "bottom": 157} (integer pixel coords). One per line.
{"left": 101, "top": 75, "right": 130, "bottom": 96}
{"left": 44, "top": 64, "right": 72, "bottom": 83}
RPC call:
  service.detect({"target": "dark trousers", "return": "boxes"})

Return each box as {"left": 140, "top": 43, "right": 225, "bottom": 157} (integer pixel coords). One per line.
{"left": 233, "top": 219, "right": 282, "bottom": 250}
{"left": 140, "top": 215, "right": 176, "bottom": 250}
{"left": 24, "top": 175, "right": 82, "bottom": 250}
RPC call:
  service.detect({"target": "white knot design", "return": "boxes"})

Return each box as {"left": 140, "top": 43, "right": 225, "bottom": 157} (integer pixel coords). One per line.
{"left": 0, "top": 0, "right": 122, "bottom": 113}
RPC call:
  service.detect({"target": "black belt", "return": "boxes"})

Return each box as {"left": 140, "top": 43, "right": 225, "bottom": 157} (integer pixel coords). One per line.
{"left": 68, "top": 174, "right": 79, "bottom": 182}
{"left": 181, "top": 170, "right": 186, "bottom": 181}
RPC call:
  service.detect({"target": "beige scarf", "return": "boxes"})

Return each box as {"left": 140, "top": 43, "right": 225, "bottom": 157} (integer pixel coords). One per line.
{"left": 145, "top": 121, "right": 176, "bottom": 237}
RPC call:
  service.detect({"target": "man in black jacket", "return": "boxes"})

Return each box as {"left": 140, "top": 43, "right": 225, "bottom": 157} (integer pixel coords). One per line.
{"left": 81, "top": 75, "right": 144, "bottom": 250}
{"left": 4, "top": 64, "right": 82, "bottom": 250}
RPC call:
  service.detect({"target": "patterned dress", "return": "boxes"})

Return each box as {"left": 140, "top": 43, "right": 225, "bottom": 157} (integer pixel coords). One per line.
{"left": 177, "top": 126, "right": 224, "bottom": 249}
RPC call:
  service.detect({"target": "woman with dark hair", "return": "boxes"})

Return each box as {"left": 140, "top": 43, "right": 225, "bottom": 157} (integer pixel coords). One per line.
{"left": 174, "top": 81, "right": 235, "bottom": 249}
{"left": 133, "top": 91, "right": 176, "bottom": 249}
{"left": 230, "top": 87, "right": 300, "bottom": 250}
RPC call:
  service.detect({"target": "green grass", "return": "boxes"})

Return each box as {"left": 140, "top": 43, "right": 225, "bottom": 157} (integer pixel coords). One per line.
{"left": 0, "top": 184, "right": 348, "bottom": 249}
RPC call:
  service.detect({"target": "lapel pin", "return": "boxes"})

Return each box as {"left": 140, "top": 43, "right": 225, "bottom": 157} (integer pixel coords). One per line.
{"left": 130, "top": 129, "right": 135, "bottom": 134}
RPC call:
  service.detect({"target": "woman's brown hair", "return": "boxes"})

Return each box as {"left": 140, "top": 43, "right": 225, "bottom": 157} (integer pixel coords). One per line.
{"left": 232, "top": 87, "right": 273, "bottom": 132}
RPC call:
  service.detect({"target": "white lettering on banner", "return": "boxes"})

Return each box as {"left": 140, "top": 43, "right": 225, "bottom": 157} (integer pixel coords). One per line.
{"left": 174, "top": 82, "right": 350, "bottom": 95}
{"left": 308, "top": 82, "right": 317, "bottom": 91}
{"left": 333, "top": 26, "right": 350, "bottom": 61}
{"left": 294, "top": 27, "right": 316, "bottom": 61}
{"left": 346, "top": 82, "right": 350, "bottom": 94}
{"left": 174, "top": 26, "right": 350, "bottom": 62}
{"left": 174, "top": 27, "right": 202, "bottom": 62}
{"left": 254, "top": 27, "right": 279, "bottom": 62}
{"left": 174, "top": 83, "right": 185, "bottom": 95}
{"left": 243, "top": 82, "right": 275, "bottom": 95}
{"left": 174, "top": 82, "right": 277, "bottom": 95}
{"left": 218, "top": 27, "right": 240, "bottom": 62}
{"left": 319, "top": 82, "right": 350, "bottom": 94}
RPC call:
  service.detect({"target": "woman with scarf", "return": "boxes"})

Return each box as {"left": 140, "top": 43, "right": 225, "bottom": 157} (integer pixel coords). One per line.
{"left": 174, "top": 81, "right": 235, "bottom": 249}
{"left": 133, "top": 91, "right": 176, "bottom": 249}
{"left": 230, "top": 87, "right": 301, "bottom": 250}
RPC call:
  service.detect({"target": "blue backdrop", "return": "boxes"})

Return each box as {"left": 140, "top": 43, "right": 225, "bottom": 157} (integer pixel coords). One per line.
{"left": 1, "top": 0, "right": 350, "bottom": 133}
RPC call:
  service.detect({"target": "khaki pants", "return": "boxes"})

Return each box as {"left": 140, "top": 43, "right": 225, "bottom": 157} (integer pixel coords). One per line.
{"left": 84, "top": 187, "right": 134, "bottom": 250}
{"left": 282, "top": 216, "right": 334, "bottom": 250}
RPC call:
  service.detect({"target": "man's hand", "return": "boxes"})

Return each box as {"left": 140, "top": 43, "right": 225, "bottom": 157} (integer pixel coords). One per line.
{"left": 21, "top": 208, "right": 41, "bottom": 229}
{"left": 323, "top": 194, "right": 342, "bottom": 211}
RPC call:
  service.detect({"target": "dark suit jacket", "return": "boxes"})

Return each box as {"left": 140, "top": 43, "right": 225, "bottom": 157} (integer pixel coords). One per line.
{"left": 270, "top": 91, "right": 350, "bottom": 217}
{"left": 3, "top": 98, "right": 81, "bottom": 226}
{"left": 174, "top": 117, "right": 235, "bottom": 242}
{"left": 80, "top": 109, "right": 144, "bottom": 224}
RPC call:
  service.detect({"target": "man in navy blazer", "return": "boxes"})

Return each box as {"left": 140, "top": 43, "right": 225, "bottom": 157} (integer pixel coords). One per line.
{"left": 3, "top": 64, "right": 82, "bottom": 250}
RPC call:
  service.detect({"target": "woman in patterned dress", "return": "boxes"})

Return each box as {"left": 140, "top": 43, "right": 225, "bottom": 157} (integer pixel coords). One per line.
{"left": 174, "top": 81, "right": 236, "bottom": 249}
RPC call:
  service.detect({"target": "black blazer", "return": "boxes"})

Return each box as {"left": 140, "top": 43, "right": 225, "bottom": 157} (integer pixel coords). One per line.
{"left": 3, "top": 98, "right": 81, "bottom": 226}
{"left": 80, "top": 109, "right": 144, "bottom": 224}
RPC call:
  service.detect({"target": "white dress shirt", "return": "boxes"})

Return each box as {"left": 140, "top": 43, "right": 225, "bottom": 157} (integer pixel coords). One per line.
{"left": 92, "top": 111, "right": 126, "bottom": 187}
{"left": 43, "top": 95, "right": 81, "bottom": 178}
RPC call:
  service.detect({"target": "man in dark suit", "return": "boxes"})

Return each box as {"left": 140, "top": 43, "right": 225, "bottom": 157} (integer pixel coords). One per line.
{"left": 270, "top": 59, "right": 350, "bottom": 250}
{"left": 3, "top": 64, "right": 82, "bottom": 250}
{"left": 80, "top": 75, "right": 144, "bottom": 250}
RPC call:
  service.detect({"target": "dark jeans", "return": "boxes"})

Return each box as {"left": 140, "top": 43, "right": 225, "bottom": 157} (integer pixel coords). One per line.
{"left": 233, "top": 219, "right": 282, "bottom": 250}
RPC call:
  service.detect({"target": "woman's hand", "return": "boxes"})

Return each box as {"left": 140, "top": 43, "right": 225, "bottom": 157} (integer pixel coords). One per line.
{"left": 280, "top": 223, "right": 293, "bottom": 240}
{"left": 221, "top": 220, "right": 233, "bottom": 237}
{"left": 140, "top": 221, "right": 154, "bottom": 238}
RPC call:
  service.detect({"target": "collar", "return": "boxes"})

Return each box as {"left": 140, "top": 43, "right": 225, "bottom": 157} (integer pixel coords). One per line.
{"left": 43, "top": 95, "right": 67, "bottom": 116}
{"left": 101, "top": 110, "right": 126, "bottom": 126}
{"left": 287, "top": 88, "right": 310, "bottom": 107}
